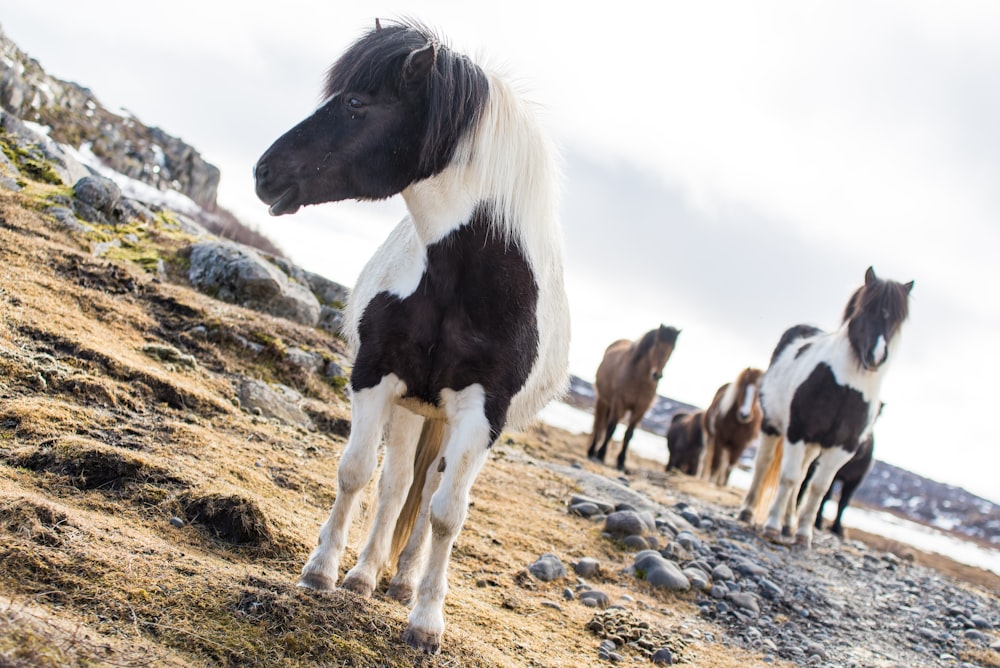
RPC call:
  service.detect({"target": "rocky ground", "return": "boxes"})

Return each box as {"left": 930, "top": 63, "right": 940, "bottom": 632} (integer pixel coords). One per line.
{"left": 0, "top": 91, "right": 998, "bottom": 667}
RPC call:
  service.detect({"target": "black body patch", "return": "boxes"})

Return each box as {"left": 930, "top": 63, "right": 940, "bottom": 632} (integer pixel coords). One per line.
{"left": 352, "top": 206, "right": 539, "bottom": 440}
{"left": 770, "top": 324, "right": 823, "bottom": 366}
{"left": 787, "top": 363, "right": 869, "bottom": 453}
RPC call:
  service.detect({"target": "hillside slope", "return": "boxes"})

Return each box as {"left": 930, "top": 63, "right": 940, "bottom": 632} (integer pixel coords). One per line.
{"left": 1, "top": 160, "right": 999, "bottom": 668}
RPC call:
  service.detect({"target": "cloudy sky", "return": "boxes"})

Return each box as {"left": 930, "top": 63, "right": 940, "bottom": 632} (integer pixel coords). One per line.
{"left": 4, "top": 2, "right": 999, "bottom": 504}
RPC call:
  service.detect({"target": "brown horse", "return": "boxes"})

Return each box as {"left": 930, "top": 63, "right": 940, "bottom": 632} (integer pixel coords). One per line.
{"left": 701, "top": 367, "right": 764, "bottom": 486}
{"left": 587, "top": 325, "right": 680, "bottom": 470}
{"left": 666, "top": 410, "right": 705, "bottom": 475}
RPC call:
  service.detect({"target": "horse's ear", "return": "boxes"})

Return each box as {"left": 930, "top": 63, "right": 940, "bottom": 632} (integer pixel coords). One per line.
{"left": 375, "top": 18, "right": 383, "bottom": 31}
{"left": 865, "top": 266, "right": 877, "bottom": 285}
{"left": 403, "top": 41, "right": 437, "bottom": 85}
{"left": 904, "top": 280, "right": 914, "bottom": 293}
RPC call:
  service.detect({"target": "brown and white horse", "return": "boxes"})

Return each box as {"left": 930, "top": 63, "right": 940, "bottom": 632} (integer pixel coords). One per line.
{"left": 700, "top": 367, "right": 763, "bottom": 486}
{"left": 586, "top": 325, "right": 680, "bottom": 471}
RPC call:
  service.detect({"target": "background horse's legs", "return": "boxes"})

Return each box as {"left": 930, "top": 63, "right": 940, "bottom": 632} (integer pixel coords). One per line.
{"left": 697, "top": 433, "right": 714, "bottom": 480}
{"left": 587, "top": 399, "right": 611, "bottom": 460}
{"left": 615, "top": 412, "right": 640, "bottom": 471}
{"left": 739, "top": 431, "right": 781, "bottom": 522}
{"left": 342, "top": 406, "right": 424, "bottom": 596}
{"left": 595, "top": 404, "right": 621, "bottom": 463}
{"left": 831, "top": 474, "right": 863, "bottom": 537}
{"left": 794, "top": 446, "right": 853, "bottom": 548}
{"left": 714, "top": 446, "right": 731, "bottom": 486}
{"left": 299, "top": 375, "right": 402, "bottom": 590}
{"left": 404, "top": 386, "right": 492, "bottom": 655}
{"left": 814, "top": 478, "right": 835, "bottom": 530}
{"left": 388, "top": 423, "right": 450, "bottom": 604}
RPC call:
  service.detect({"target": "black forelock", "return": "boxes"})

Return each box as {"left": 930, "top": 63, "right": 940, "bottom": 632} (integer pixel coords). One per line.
{"left": 847, "top": 277, "right": 910, "bottom": 328}
{"left": 323, "top": 19, "right": 489, "bottom": 177}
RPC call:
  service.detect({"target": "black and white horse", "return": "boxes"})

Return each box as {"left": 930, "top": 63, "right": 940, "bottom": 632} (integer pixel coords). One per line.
{"left": 254, "top": 20, "right": 570, "bottom": 654}
{"left": 738, "top": 267, "right": 912, "bottom": 548}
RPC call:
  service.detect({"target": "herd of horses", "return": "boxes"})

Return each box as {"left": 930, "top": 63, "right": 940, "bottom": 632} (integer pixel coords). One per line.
{"left": 254, "top": 19, "right": 913, "bottom": 653}
{"left": 594, "top": 263, "right": 909, "bottom": 549}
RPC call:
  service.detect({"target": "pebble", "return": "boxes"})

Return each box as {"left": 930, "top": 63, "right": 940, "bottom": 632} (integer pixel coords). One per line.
{"left": 963, "top": 628, "right": 987, "bottom": 642}
{"left": 169, "top": 516, "right": 185, "bottom": 528}
{"left": 579, "top": 590, "right": 610, "bottom": 609}
{"left": 574, "top": 557, "right": 601, "bottom": 578}
{"left": 651, "top": 647, "right": 673, "bottom": 664}
{"left": 569, "top": 502, "right": 600, "bottom": 517}
{"left": 605, "top": 510, "right": 647, "bottom": 538}
{"left": 623, "top": 535, "right": 649, "bottom": 550}
{"left": 528, "top": 553, "right": 566, "bottom": 582}
{"left": 711, "top": 564, "right": 735, "bottom": 582}
{"left": 969, "top": 614, "right": 993, "bottom": 629}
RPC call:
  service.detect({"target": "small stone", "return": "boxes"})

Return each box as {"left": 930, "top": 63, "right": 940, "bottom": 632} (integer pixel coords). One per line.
{"left": 574, "top": 557, "right": 600, "bottom": 578}
{"left": 711, "top": 564, "right": 735, "bottom": 582}
{"left": 169, "top": 516, "right": 185, "bottom": 528}
{"left": 727, "top": 592, "right": 760, "bottom": 615}
{"left": 605, "top": 510, "right": 647, "bottom": 537}
{"left": 651, "top": 647, "right": 674, "bottom": 664}
{"left": 528, "top": 553, "right": 566, "bottom": 582}
{"left": 622, "top": 535, "right": 649, "bottom": 550}
{"left": 970, "top": 614, "right": 993, "bottom": 630}
{"left": 710, "top": 585, "right": 728, "bottom": 599}
{"left": 540, "top": 601, "right": 562, "bottom": 611}
{"left": 579, "top": 590, "right": 610, "bottom": 608}
{"left": 646, "top": 562, "right": 690, "bottom": 591}
{"left": 758, "top": 578, "right": 783, "bottom": 600}
{"left": 964, "top": 629, "right": 987, "bottom": 642}
{"left": 570, "top": 502, "right": 600, "bottom": 517}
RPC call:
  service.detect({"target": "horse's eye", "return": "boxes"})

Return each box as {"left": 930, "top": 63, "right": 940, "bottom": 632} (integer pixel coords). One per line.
{"left": 347, "top": 97, "right": 364, "bottom": 109}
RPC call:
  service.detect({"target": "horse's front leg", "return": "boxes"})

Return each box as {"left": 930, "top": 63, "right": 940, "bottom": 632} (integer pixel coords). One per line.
{"left": 795, "top": 446, "right": 852, "bottom": 548}
{"left": 341, "top": 406, "right": 424, "bottom": 597}
{"left": 587, "top": 400, "right": 610, "bottom": 461}
{"left": 299, "top": 375, "right": 403, "bottom": 591}
{"left": 403, "top": 386, "right": 493, "bottom": 655}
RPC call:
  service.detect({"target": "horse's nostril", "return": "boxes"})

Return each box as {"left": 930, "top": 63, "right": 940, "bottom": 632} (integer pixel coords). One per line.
{"left": 255, "top": 161, "right": 268, "bottom": 181}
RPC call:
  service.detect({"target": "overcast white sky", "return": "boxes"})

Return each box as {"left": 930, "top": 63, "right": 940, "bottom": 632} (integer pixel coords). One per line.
{"left": 4, "top": 2, "right": 999, "bottom": 504}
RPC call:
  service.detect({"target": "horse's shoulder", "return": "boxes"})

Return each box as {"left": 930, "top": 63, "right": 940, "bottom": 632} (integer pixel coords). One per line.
{"left": 769, "top": 324, "right": 824, "bottom": 367}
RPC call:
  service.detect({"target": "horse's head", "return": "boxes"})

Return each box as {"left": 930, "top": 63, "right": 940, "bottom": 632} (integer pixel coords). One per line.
{"left": 843, "top": 266, "right": 913, "bottom": 370}
{"left": 735, "top": 367, "right": 764, "bottom": 423}
{"left": 254, "top": 20, "right": 488, "bottom": 215}
{"left": 645, "top": 324, "right": 680, "bottom": 382}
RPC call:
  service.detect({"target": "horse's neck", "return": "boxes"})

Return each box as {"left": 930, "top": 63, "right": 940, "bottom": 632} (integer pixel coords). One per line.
{"left": 826, "top": 323, "right": 888, "bottom": 396}
{"left": 402, "top": 166, "right": 480, "bottom": 246}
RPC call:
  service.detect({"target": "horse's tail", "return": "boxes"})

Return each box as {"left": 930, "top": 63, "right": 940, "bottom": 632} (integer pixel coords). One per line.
{"left": 389, "top": 418, "right": 446, "bottom": 565}
{"left": 753, "top": 436, "right": 784, "bottom": 524}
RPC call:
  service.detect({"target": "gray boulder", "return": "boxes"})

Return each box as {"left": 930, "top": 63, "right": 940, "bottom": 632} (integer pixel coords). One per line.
{"left": 237, "top": 379, "right": 313, "bottom": 429}
{"left": 528, "top": 553, "right": 566, "bottom": 582}
{"left": 188, "top": 240, "right": 321, "bottom": 326}
{"left": 74, "top": 175, "right": 123, "bottom": 224}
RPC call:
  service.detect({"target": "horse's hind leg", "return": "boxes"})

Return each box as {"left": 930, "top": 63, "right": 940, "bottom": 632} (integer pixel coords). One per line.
{"left": 814, "top": 479, "right": 835, "bottom": 530}
{"left": 403, "top": 386, "right": 493, "bottom": 655}
{"left": 299, "top": 376, "right": 402, "bottom": 591}
{"left": 739, "top": 431, "right": 780, "bottom": 522}
{"left": 341, "top": 406, "right": 424, "bottom": 597}
{"left": 387, "top": 423, "right": 450, "bottom": 604}
{"left": 831, "top": 475, "right": 862, "bottom": 537}
{"left": 615, "top": 413, "right": 640, "bottom": 471}
{"left": 761, "top": 440, "right": 809, "bottom": 540}
{"left": 794, "top": 446, "right": 852, "bottom": 548}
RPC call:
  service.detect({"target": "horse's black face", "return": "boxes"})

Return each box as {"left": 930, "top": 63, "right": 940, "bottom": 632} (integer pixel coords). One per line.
{"left": 255, "top": 85, "right": 429, "bottom": 215}
{"left": 255, "top": 31, "right": 449, "bottom": 215}
{"left": 846, "top": 267, "right": 914, "bottom": 370}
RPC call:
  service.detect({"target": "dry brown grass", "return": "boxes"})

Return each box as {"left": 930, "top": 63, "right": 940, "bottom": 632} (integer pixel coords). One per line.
{"left": 0, "top": 186, "right": 994, "bottom": 667}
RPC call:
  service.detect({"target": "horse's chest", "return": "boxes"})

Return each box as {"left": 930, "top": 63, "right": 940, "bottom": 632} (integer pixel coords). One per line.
{"left": 351, "top": 214, "right": 540, "bottom": 432}
{"left": 786, "top": 363, "right": 870, "bottom": 451}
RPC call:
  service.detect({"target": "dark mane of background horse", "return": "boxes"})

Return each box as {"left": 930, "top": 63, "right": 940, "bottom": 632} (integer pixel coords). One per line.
{"left": 323, "top": 20, "right": 489, "bottom": 188}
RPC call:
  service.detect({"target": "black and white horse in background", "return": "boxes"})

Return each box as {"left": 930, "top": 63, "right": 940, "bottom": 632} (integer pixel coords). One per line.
{"left": 739, "top": 267, "right": 912, "bottom": 548}
{"left": 254, "top": 20, "right": 570, "bottom": 654}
